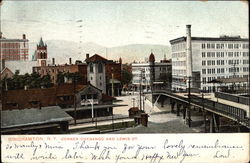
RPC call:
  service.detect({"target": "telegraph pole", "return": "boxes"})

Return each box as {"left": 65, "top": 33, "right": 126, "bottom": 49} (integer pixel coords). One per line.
{"left": 187, "top": 76, "right": 191, "bottom": 127}
{"left": 73, "top": 76, "right": 77, "bottom": 125}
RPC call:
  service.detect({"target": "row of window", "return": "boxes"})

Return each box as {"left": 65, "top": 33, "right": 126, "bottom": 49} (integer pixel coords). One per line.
{"left": 172, "top": 69, "right": 186, "bottom": 75}
{"left": 202, "top": 52, "right": 225, "bottom": 58}
{"left": 89, "top": 63, "right": 103, "bottom": 73}
{"left": 172, "top": 43, "right": 186, "bottom": 52}
{"left": 172, "top": 61, "right": 186, "bottom": 66}
{"left": 172, "top": 52, "right": 186, "bottom": 58}
{"left": 202, "top": 66, "right": 249, "bottom": 74}
{"left": 1, "top": 42, "right": 21, "bottom": 48}
{"left": 202, "top": 60, "right": 225, "bottom": 66}
{"left": 202, "top": 68, "right": 225, "bottom": 74}
{"left": 201, "top": 43, "right": 248, "bottom": 49}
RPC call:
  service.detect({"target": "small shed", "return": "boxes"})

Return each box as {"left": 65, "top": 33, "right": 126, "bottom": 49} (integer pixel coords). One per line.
{"left": 128, "top": 107, "right": 139, "bottom": 118}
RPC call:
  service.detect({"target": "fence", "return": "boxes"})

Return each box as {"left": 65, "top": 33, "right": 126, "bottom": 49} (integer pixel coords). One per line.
{"left": 215, "top": 92, "right": 249, "bottom": 105}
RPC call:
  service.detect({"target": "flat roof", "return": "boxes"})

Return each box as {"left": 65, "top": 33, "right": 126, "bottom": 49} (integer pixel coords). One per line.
{"left": 170, "top": 36, "right": 249, "bottom": 44}
{"left": 1, "top": 106, "right": 73, "bottom": 129}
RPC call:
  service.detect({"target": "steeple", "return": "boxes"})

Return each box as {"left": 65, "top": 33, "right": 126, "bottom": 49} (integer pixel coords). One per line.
{"left": 38, "top": 37, "right": 46, "bottom": 47}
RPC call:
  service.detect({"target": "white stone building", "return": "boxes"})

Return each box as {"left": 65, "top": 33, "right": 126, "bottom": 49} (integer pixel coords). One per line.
{"left": 132, "top": 53, "right": 172, "bottom": 91}
{"left": 170, "top": 25, "right": 249, "bottom": 92}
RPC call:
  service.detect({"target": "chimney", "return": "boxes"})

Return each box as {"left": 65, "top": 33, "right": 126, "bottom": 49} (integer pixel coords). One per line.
{"left": 186, "top": 24, "right": 193, "bottom": 78}
{"left": 86, "top": 53, "right": 89, "bottom": 59}
{"left": 22, "top": 34, "right": 26, "bottom": 39}
{"left": 1, "top": 59, "right": 5, "bottom": 70}
{"left": 52, "top": 58, "right": 55, "bottom": 65}
{"left": 69, "top": 58, "right": 72, "bottom": 65}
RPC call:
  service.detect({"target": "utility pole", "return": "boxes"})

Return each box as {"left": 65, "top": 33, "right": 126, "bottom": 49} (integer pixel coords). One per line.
{"left": 73, "top": 75, "right": 77, "bottom": 125}
{"left": 139, "top": 70, "right": 143, "bottom": 111}
{"left": 112, "top": 73, "right": 114, "bottom": 97}
{"left": 187, "top": 76, "right": 191, "bottom": 127}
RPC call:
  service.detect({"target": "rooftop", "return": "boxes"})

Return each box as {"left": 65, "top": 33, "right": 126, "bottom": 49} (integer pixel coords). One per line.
{"left": 170, "top": 36, "right": 249, "bottom": 44}
{"left": 1, "top": 106, "right": 73, "bottom": 129}
{"left": 85, "top": 54, "right": 108, "bottom": 63}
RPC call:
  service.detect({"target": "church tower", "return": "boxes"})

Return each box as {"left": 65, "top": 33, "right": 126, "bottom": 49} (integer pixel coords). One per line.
{"left": 36, "top": 37, "right": 48, "bottom": 66}
{"left": 85, "top": 54, "right": 107, "bottom": 93}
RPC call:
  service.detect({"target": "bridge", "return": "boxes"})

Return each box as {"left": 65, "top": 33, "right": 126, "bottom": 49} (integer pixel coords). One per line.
{"left": 146, "top": 90, "right": 250, "bottom": 132}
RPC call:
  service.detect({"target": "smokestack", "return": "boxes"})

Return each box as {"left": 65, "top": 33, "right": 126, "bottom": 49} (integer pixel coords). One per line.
{"left": 22, "top": 34, "right": 26, "bottom": 39}
{"left": 52, "top": 58, "right": 55, "bottom": 65}
{"left": 186, "top": 25, "right": 192, "bottom": 78}
{"left": 86, "top": 53, "right": 89, "bottom": 59}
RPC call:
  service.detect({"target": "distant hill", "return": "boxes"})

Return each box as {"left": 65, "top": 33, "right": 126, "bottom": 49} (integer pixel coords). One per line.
{"left": 29, "top": 40, "right": 171, "bottom": 64}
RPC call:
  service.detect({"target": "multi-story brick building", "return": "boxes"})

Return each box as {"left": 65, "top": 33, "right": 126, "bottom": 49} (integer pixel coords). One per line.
{"left": 170, "top": 25, "right": 249, "bottom": 92}
{"left": 33, "top": 59, "right": 88, "bottom": 85}
{"left": 0, "top": 33, "right": 29, "bottom": 61}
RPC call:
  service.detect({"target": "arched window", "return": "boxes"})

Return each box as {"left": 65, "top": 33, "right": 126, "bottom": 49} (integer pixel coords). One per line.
{"left": 98, "top": 63, "right": 103, "bottom": 73}
{"left": 90, "top": 63, "right": 93, "bottom": 73}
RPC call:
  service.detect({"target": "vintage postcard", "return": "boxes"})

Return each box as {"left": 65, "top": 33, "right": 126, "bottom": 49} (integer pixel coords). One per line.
{"left": 0, "top": 0, "right": 249, "bottom": 163}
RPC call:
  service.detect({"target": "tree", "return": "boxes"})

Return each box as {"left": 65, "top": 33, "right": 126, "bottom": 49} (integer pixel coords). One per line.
{"left": 121, "top": 69, "right": 133, "bottom": 86}
{"left": 56, "top": 72, "right": 65, "bottom": 85}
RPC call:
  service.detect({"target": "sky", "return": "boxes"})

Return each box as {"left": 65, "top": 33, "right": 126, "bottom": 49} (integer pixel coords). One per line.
{"left": 0, "top": 1, "right": 249, "bottom": 47}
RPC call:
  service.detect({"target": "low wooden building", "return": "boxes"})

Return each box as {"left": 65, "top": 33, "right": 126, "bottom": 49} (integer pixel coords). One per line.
{"left": 1, "top": 106, "right": 73, "bottom": 134}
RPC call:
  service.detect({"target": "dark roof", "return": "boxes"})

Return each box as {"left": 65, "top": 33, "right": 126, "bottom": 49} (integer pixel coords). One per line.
{"left": 38, "top": 37, "right": 46, "bottom": 47}
{"left": 149, "top": 53, "right": 155, "bottom": 62}
{"left": 3, "top": 84, "right": 88, "bottom": 109}
{"left": 85, "top": 54, "right": 108, "bottom": 63}
{"left": 56, "top": 84, "right": 87, "bottom": 96}
{"left": 170, "top": 36, "right": 249, "bottom": 44}
{"left": 129, "top": 107, "right": 139, "bottom": 112}
{"left": 1, "top": 106, "right": 73, "bottom": 129}
{"left": 101, "top": 94, "right": 116, "bottom": 101}
{"left": 4, "top": 87, "right": 57, "bottom": 108}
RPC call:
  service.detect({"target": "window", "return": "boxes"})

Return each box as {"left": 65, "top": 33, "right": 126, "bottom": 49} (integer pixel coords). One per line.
{"left": 202, "top": 52, "right": 206, "bottom": 58}
{"left": 217, "top": 60, "right": 220, "bottom": 65}
{"left": 211, "top": 44, "right": 215, "bottom": 49}
{"left": 98, "top": 63, "right": 103, "bottom": 73}
{"left": 234, "top": 44, "right": 239, "bottom": 49}
{"left": 202, "top": 77, "right": 206, "bottom": 84}
{"left": 228, "top": 44, "right": 233, "bottom": 49}
{"left": 90, "top": 63, "right": 93, "bottom": 73}
{"left": 212, "top": 60, "right": 215, "bottom": 65}
{"left": 202, "top": 60, "right": 206, "bottom": 66}
{"left": 221, "top": 60, "right": 224, "bottom": 65}
{"left": 202, "top": 69, "right": 206, "bottom": 74}
{"left": 216, "top": 44, "right": 220, "bottom": 49}
{"left": 207, "top": 43, "right": 210, "bottom": 49}
{"left": 202, "top": 43, "right": 206, "bottom": 49}
{"left": 81, "top": 95, "right": 86, "bottom": 100}
{"left": 221, "top": 52, "right": 224, "bottom": 57}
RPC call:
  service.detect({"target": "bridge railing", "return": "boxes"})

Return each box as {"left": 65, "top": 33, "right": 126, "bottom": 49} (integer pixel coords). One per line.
{"left": 153, "top": 90, "right": 249, "bottom": 127}
{"left": 215, "top": 92, "right": 250, "bottom": 106}
{"left": 190, "top": 95, "right": 249, "bottom": 127}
